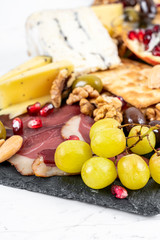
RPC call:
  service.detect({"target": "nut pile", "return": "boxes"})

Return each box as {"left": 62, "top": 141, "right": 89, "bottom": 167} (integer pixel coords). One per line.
{"left": 145, "top": 103, "right": 160, "bottom": 121}
{"left": 66, "top": 85, "right": 123, "bottom": 122}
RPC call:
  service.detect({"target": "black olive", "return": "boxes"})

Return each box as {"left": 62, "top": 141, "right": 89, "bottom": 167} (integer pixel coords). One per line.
{"left": 121, "top": 0, "right": 137, "bottom": 7}
{"left": 123, "top": 107, "right": 146, "bottom": 133}
{"left": 149, "top": 120, "right": 160, "bottom": 148}
{"left": 139, "top": 0, "right": 157, "bottom": 22}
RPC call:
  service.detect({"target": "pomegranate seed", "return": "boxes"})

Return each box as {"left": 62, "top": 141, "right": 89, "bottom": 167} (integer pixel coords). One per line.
{"left": 152, "top": 45, "right": 160, "bottom": 56}
{"left": 143, "top": 34, "right": 151, "bottom": 45}
{"left": 111, "top": 185, "right": 128, "bottom": 199}
{"left": 153, "top": 25, "right": 160, "bottom": 33}
{"left": 145, "top": 29, "right": 153, "bottom": 35}
{"left": 12, "top": 118, "right": 23, "bottom": 135}
{"left": 28, "top": 118, "right": 42, "bottom": 129}
{"left": 128, "top": 31, "right": 137, "bottom": 40}
{"left": 40, "top": 103, "right": 54, "bottom": 117}
{"left": 143, "top": 29, "right": 153, "bottom": 45}
{"left": 27, "top": 102, "right": 41, "bottom": 116}
{"left": 67, "top": 135, "right": 80, "bottom": 140}
{"left": 137, "top": 30, "right": 144, "bottom": 43}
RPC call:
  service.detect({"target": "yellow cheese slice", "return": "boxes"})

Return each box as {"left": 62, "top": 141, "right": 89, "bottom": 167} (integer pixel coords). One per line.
{"left": 0, "top": 60, "right": 73, "bottom": 109}
{"left": 92, "top": 3, "right": 123, "bottom": 34}
{"left": 0, "top": 56, "right": 52, "bottom": 82}
{"left": 0, "top": 95, "right": 51, "bottom": 119}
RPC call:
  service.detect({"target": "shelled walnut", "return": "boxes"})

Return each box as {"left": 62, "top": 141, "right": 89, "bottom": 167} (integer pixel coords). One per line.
{"left": 93, "top": 96, "right": 123, "bottom": 122}
{"left": 66, "top": 85, "right": 99, "bottom": 105}
{"left": 50, "top": 69, "right": 69, "bottom": 108}
{"left": 145, "top": 103, "right": 160, "bottom": 121}
{"left": 66, "top": 84, "right": 123, "bottom": 122}
{"left": 80, "top": 99, "right": 95, "bottom": 117}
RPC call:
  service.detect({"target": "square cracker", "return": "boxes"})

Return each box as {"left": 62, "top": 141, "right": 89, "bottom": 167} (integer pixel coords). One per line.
{"left": 93, "top": 59, "right": 160, "bottom": 109}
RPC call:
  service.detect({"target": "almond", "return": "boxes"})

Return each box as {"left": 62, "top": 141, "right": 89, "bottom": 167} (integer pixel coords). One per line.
{"left": 0, "top": 135, "right": 23, "bottom": 163}
{"left": 0, "top": 139, "right": 5, "bottom": 147}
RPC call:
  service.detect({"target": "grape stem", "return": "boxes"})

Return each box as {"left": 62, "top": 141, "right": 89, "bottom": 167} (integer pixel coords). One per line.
{"left": 146, "top": 135, "right": 160, "bottom": 156}
{"left": 124, "top": 124, "right": 160, "bottom": 152}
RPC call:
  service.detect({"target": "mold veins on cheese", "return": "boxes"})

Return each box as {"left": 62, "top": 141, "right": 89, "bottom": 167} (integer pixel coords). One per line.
{"left": 26, "top": 7, "right": 120, "bottom": 74}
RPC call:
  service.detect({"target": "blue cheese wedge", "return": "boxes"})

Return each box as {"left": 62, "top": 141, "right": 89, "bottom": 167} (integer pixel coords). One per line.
{"left": 26, "top": 7, "right": 120, "bottom": 74}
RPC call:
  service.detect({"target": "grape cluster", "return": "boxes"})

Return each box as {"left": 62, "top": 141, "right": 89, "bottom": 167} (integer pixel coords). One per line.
{"left": 55, "top": 118, "right": 160, "bottom": 193}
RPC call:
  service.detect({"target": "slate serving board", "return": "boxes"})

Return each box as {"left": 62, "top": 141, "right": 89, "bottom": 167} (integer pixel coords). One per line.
{"left": 0, "top": 161, "right": 160, "bottom": 216}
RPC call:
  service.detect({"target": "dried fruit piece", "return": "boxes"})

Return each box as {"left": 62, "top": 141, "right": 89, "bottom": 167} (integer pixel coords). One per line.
{"left": 67, "top": 135, "right": 80, "bottom": 140}
{"left": 28, "top": 118, "right": 42, "bottom": 129}
{"left": 40, "top": 103, "right": 54, "bottom": 117}
{"left": 27, "top": 102, "right": 41, "bottom": 115}
{"left": 12, "top": 117, "right": 23, "bottom": 135}
{"left": 111, "top": 185, "right": 128, "bottom": 199}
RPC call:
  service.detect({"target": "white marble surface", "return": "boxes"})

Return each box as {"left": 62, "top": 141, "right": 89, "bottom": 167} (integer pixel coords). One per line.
{"left": 0, "top": 1, "right": 160, "bottom": 239}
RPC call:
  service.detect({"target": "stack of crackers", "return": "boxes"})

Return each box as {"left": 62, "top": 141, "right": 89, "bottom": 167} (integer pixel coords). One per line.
{"left": 93, "top": 59, "right": 160, "bottom": 109}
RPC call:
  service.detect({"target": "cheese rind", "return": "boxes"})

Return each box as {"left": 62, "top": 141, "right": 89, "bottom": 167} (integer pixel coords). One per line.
{"left": 0, "top": 56, "right": 52, "bottom": 82}
{"left": 26, "top": 7, "right": 120, "bottom": 74}
{"left": 0, "top": 61, "right": 73, "bottom": 109}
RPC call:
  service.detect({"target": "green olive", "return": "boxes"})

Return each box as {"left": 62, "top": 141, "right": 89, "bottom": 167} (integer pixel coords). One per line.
{"left": 0, "top": 121, "right": 6, "bottom": 140}
{"left": 72, "top": 75, "right": 103, "bottom": 93}
{"left": 124, "top": 7, "right": 140, "bottom": 23}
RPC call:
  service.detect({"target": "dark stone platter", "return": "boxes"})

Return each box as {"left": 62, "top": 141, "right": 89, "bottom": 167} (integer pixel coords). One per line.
{"left": 0, "top": 161, "right": 160, "bottom": 216}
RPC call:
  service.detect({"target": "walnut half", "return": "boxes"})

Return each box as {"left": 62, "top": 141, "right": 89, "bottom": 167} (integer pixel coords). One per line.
{"left": 145, "top": 103, "right": 160, "bottom": 121}
{"left": 93, "top": 96, "right": 123, "bottom": 123}
{"left": 50, "top": 69, "right": 69, "bottom": 108}
{"left": 66, "top": 85, "right": 99, "bottom": 105}
{"left": 80, "top": 99, "right": 95, "bottom": 117}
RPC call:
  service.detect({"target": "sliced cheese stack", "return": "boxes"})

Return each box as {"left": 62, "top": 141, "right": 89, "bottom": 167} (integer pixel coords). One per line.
{"left": 0, "top": 58, "right": 73, "bottom": 116}
{"left": 26, "top": 7, "right": 121, "bottom": 74}
{"left": 0, "top": 56, "right": 52, "bottom": 82}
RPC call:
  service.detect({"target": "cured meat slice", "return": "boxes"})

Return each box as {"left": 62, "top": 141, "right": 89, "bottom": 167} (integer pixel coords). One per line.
{"left": 19, "top": 128, "right": 63, "bottom": 159}
{"left": 79, "top": 114, "right": 94, "bottom": 144}
{"left": 32, "top": 149, "right": 70, "bottom": 177}
{"left": 9, "top": 154, "right": 34, "bottom": 175}
{"left": 4, "top": 105, "right": 81, "bottom": 176}
{"left": 1, "top": 105, "right": 94, "bottom": 176}
{"left": 61, "top": 115, "right": 84, "bottom": 141}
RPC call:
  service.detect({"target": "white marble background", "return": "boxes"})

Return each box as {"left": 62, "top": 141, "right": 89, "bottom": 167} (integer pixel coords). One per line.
{"left": 0, "top": 0, "right": 160, "bottom": 239}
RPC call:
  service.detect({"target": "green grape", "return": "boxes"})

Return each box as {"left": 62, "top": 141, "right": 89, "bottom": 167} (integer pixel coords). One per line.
{"left": 90, "top": 118, "right": 120, "bottom": 140}
{"left": 127, "top": 126, "right": 156, "bottom": 155}
{"left": 91, "top": 128, "right": 126, "bottom": 158}
{"left": 55, "top": 140, "right": 92, "bottom": 173}
{"left": 81, "top": 157, "right": 117, "bottom": 189}
{"left": 72, "top": 75, "right": 103, "bottom": 93}
{"left": 149, "top": 153, "right": 160, "bottom": 184}
{"left": 118, "top": 154, "right": 150, "bottom": 190}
